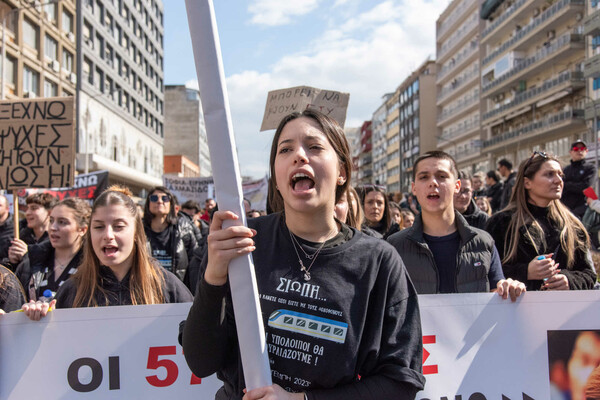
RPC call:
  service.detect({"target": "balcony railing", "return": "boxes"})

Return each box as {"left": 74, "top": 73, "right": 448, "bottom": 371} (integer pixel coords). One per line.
{"left": 482, "top": 0, "right": 583, "bottom": 66}
{"left": 481, "top": 0, "right": 528, "bottom": 39}
{"left": 438, "top": 16, "right": 478, "bottom": 60}
{"left": 482, "top": 70, "right": 583, "bottom": 121}
{"left": 438, "top": 93, "right": 479, "bottom": 123}
{"left": 454, "top": 146, "right": 482, "bottom": 160}
{"left": 583, "top": 6, "right": 600, "bottom": 36}
{"left": 483, "top": 109, "right": 584, "bottom": 148}
{"left": 441, "top": 118, "right": 480, "bottom": 140}
{"left": 438, "top": 66, "right": 480, "bottom": 102}
{"left": 482, "top": 32, "right": 582, "bottom": 93}
{"left": 437, "top": 41, "right": 479, "bottom": 81}
{"left": 438, "top": 0, "right": 478, "bottom": 38}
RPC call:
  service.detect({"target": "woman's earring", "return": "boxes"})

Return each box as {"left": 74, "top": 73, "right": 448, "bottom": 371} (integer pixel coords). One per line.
{"left": 337, "top": 177, "right": 345, "bottom": 185}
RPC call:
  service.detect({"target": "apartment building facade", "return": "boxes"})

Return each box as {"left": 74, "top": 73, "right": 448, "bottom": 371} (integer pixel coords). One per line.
{"left": 357, "top": 120, "right": 373, "bottom": 186}
{"left": 386, "top": 60, "right": 438, "bottom": 194}
{"left": 78, "top": 0, "right": 165, "bottom": 196}
{"left": 0, "top": 0, "right": 77, "bottom": 99}
{"left": 436, "top": 0, "right": 483, "bottom": 171}
{"left": 164, "top": 85, "right": 211, "bottom": 177}
{"left": 372, "top": 94, "right": 392, "bottom": 186}
{"left": 480, "top": 0, "right": 586, "bottom": 169}
{"left": 584, "top": 0, "right": 600, "bottom": 161}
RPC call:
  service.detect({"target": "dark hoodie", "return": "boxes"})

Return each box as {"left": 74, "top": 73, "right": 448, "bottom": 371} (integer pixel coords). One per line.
{"left": 459, "top": 199, "right": 489, "bottom": 230}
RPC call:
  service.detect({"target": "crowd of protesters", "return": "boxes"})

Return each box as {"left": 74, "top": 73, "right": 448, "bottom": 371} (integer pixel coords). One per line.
{"left": 0, "top": 109, "right": 599, "bottom": 400}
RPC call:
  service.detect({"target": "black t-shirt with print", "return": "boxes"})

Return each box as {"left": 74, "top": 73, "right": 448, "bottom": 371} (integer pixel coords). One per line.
{"left": 183, "top": 212, "right": 425, "bottom": 399}
{"left": 146, "top": 226, "right": 174, "bottom": 272}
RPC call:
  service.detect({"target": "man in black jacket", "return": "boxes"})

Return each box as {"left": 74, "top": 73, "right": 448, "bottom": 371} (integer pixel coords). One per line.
{"left": 387, "top": 151, "right": 524, "bottom": 299}
{"left": 498, "top": 158, "right": 516, "bottom": 210}
{"left": 485, "top": 170, "right": 503, "bottom": 212}
{"left": 562, "top": 139, "right": 596, "bottom": 219}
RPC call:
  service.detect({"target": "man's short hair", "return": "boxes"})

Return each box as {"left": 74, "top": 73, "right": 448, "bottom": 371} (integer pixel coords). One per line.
{"left": 498, "top": 158, "right": 513, "bottom": 170}
{"left": 412, "top": 151, "right": 459, "bottom": 181}
{"left": 181, "top": 200, "right": 200, "bottom": 214}
{"left": 486, "top": 170, "right": 501, "bottom": 182}
{"left": 458, "top": 170, "right": 472, "bottom": 184}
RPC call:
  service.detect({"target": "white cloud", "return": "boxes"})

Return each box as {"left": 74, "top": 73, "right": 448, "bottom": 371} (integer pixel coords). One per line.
{"left": 216, "top": 0, "right": 445, "bottom": 178}
{"left": 248, "top": 0, "right": 320, "bottom": 26}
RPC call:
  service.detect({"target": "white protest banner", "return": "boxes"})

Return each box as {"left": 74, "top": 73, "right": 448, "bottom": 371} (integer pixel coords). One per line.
{"left": 0, "top": 97, "right": 75, "bottom": 189}
{"left": 418, "top": 290, "right": 600, "bottom": 400}
{"left": 163, "top": 175, "right": 215, "bottom": 205}
{"left": 3, "top": 292, "right": 600, "bottom": 399}
{"left": 185, "top": 0, "right": 272, "bottom": 390}
{"left": 260, "top": 86, "right": 350, "bottom": 131}
{"left": 0, "top": 303, "right": 222, "bottom": 399}
{"left": 242, "top": 176, "right": 269, "bottom": 212}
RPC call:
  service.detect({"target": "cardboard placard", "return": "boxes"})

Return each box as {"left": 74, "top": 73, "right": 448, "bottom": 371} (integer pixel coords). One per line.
{"left": 260, "top": 86, "right": 350, "bottom": 131}
{"left": 0, "top": 97, "right": 75, "bottom": 189}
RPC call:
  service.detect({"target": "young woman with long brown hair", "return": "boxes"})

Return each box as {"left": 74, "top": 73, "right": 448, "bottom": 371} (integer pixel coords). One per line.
{"left": 22, "top": 186, "right": 192, "bottom": 319}
{"left": 16, "top": 197, "right": 90, "bottom": 302}
{"left": 183, "top": 110, "right": 424, "bottom": 400}
{"left": 486, "top": 152, "right": 596, "bottom": 291}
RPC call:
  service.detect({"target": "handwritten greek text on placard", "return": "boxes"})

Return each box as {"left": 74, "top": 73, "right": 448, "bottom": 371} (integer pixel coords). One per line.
{"left": 0, "top": 97, "right": 75, "bottom": 189}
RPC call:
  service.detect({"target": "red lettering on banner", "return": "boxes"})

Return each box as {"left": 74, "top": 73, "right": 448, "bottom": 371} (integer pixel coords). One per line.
{"left": 423, "top": 335, "right": 438, "bottom": 375}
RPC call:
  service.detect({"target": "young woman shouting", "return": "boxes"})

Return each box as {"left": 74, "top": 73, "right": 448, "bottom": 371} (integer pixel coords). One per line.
{"left": 182, "top": 110, "right": 424, "bottom": 400}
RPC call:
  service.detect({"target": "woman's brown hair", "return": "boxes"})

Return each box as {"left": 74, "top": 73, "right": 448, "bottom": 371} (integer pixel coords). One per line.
{"left": 267, "top": 110, "right": 352, "bottom": 213}
{"left": 502, "top": 152, "right": 589, "bottom": 269}
{"left": 72, "top": 185, "right": 165, "bottom": 307}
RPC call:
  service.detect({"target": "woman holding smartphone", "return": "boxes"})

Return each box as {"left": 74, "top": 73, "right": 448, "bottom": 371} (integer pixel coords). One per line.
{"left": 486, "top": 152, "right": 596, "bottom": 291}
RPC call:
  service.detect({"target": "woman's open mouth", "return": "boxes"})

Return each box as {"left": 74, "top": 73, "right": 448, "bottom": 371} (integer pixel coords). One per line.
{"left": 290, "top": 172, "right": 315, "bottom": 192}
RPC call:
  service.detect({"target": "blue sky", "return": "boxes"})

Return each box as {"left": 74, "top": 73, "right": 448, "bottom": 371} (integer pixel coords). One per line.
{"left": 164, "top": 0, "right": 447, "bottom": 178}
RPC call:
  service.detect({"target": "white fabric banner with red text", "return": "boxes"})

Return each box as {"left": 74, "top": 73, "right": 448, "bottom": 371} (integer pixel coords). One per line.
{"left": 1, "top": 291, "right": 599, "bottom": 399}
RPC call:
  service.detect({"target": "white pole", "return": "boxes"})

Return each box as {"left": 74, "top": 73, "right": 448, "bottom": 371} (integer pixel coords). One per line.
{"left": 184, "top": 0, "right": 272, "bottom": 390}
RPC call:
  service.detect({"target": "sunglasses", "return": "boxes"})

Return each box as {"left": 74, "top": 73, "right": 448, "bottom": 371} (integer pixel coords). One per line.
{"left": 572, "top": 146, "right": 587, "bottom": 152}
{"left": 523, "top": 151, "right": 548, "bottom": 170}
{"left": 149, "top": 194, "right": 170, "bottom": 203}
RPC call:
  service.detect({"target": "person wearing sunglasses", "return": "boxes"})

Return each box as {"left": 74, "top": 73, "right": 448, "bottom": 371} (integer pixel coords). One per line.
{"left": 561, "top": 139, "right": 596, "bottom": 220}
{"left": 486, "top": 152, "right": 597, "bottom": 291}
{"left": 143, "top": 186, "right": 198, "bottom": 287}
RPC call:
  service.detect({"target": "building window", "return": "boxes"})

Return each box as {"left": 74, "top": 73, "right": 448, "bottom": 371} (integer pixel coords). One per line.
{"left": 43, "top": 3, "right": 57, "bottom": 23}
{"left": 44, "top": 79, "right": 58, "bottom": 97}
{"left": 0, "top": 56, "right": 16, "bottom": 86}
{"left": 23, "top": 18, "right": 39, "bottom": 50}
{"left": 62, "top": 50, "right": 74, "bottom": 72}
{"left": 45, "top": 35, "right": 58, "bottom": 61}
{"left": 83, "top": 57, "right": 92, "bottom": 84}
{"left": 95, "top": 67, "right": 104, "bottom": 92}
{"left": 23, "top": 66, "right": 39, "bottom": 96}
{"left": 95, "top": 33, "right": 104, "bottom": 58}
{"left": 62, "top": 9, "right": 73, "bottom": 34}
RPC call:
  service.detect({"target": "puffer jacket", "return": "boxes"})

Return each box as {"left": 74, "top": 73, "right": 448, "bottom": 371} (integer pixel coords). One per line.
{"left": 144, "top": 217, "right": 198, "bottom": 284}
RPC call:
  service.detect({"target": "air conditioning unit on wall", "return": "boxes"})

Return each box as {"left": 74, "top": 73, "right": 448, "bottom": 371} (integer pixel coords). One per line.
{"left": 49, "top": 60, "right": 59, "bottom": 72}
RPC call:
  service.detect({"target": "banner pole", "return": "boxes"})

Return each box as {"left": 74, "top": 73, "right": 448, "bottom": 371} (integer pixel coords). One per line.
{"left": 12, "top": 190, "right": 18, "bottom": 240}
{"left": 184, "top": 0, "right": 272, "bottom": 390}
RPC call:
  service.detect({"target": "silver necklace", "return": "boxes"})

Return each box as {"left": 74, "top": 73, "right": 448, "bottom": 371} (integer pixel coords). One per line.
{"left": 288, "top": 228, "right": 335, "bottom": 281}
